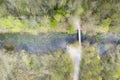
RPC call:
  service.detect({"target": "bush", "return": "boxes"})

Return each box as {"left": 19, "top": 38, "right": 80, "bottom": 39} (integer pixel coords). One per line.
{"left": 0, "top": 15, "right": 25, "bottom": 33}
{"left": 79, "top": 44, "right": 120, "bottom": 80}
{"left": 49, "top": 51, "right": 74, "bottom": 80}
{"left": 0, "top": 50, "right": 74, "bottom": 80}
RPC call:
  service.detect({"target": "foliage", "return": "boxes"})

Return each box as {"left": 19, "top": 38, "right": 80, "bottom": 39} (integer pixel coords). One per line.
{"left": 49, "top": 51, "right": 74, "bottom": 80}
{"left": 79, "top": 45, "right": 102, "bottom": 80}
{"left": 0, "top": 0, "right": 83, "bottom": 34}
{"left": 81, "top": 0, "right": 120, "bottom": 33}
{"left": 96, "top": 18, "right": 112, "bottom": 33}
{"left": 1, "top": 0, "right": 81, "bottom": 17}
{"left": 67, "top": 24, "right": 75, "bottom": 34}
{"left": 0, "top": 0, "right": 120, "bottom": 33}
{"left": 100, "top": 18, "right": 111, "bottom": 32}
{"left": 0, "top": 15, "right": 25, "bottom": 33}
{"left": 79, "top": 44, "right": 120, "bottom": 80}
{"left": 0, "top": 50, "right": 74, "bottom": 80}
{"left": 0, "top": 0, "right": 119, "bottom": 80}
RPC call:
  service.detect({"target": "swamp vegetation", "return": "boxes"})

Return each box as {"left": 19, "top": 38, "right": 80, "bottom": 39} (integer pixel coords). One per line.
{"left": 0, "top": 0, "right": 120, "bottom": 80}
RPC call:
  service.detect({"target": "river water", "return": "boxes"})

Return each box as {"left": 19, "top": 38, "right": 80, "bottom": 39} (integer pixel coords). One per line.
{"left": 1, "top": 33, "right": 119, "bottom": 54}
{"left": 0, "top": 32, "right": 119, "bottom": 80}
{"left": 0, "top": 32, "right": 78, "bottom": 53}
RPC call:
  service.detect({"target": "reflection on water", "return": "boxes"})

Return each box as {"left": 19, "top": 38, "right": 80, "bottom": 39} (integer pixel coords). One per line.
{"left": 0, "top": 33, "right": 78, "bottom": 53}
{"left": 0, "top": 33, "right": 119, "bottom": 55}
{"left": 0, "top": 32, "right": 120, "bottom": 80}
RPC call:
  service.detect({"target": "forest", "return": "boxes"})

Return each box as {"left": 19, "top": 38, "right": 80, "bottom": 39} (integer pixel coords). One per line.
{"left": 0, "top": 0, "right": 120, "bottom": 80}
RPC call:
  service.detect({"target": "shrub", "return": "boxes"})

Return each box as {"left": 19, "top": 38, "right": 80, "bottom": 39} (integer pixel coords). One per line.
{"left": 79, "top": 44, "right": 120, "bottom": 80}
{"left": 0, "top": 50, "right": 74, "bottom": 80}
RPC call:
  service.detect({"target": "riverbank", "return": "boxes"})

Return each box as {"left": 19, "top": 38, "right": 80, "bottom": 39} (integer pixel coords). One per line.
{"left": 0, "top": 15, "right": 76, "bottom": 35}
{"left": 0, "top": 32, "right": 119, "bottom": 54}
{"left": 0, "top": 50, "right": 74, "bottom": 80}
